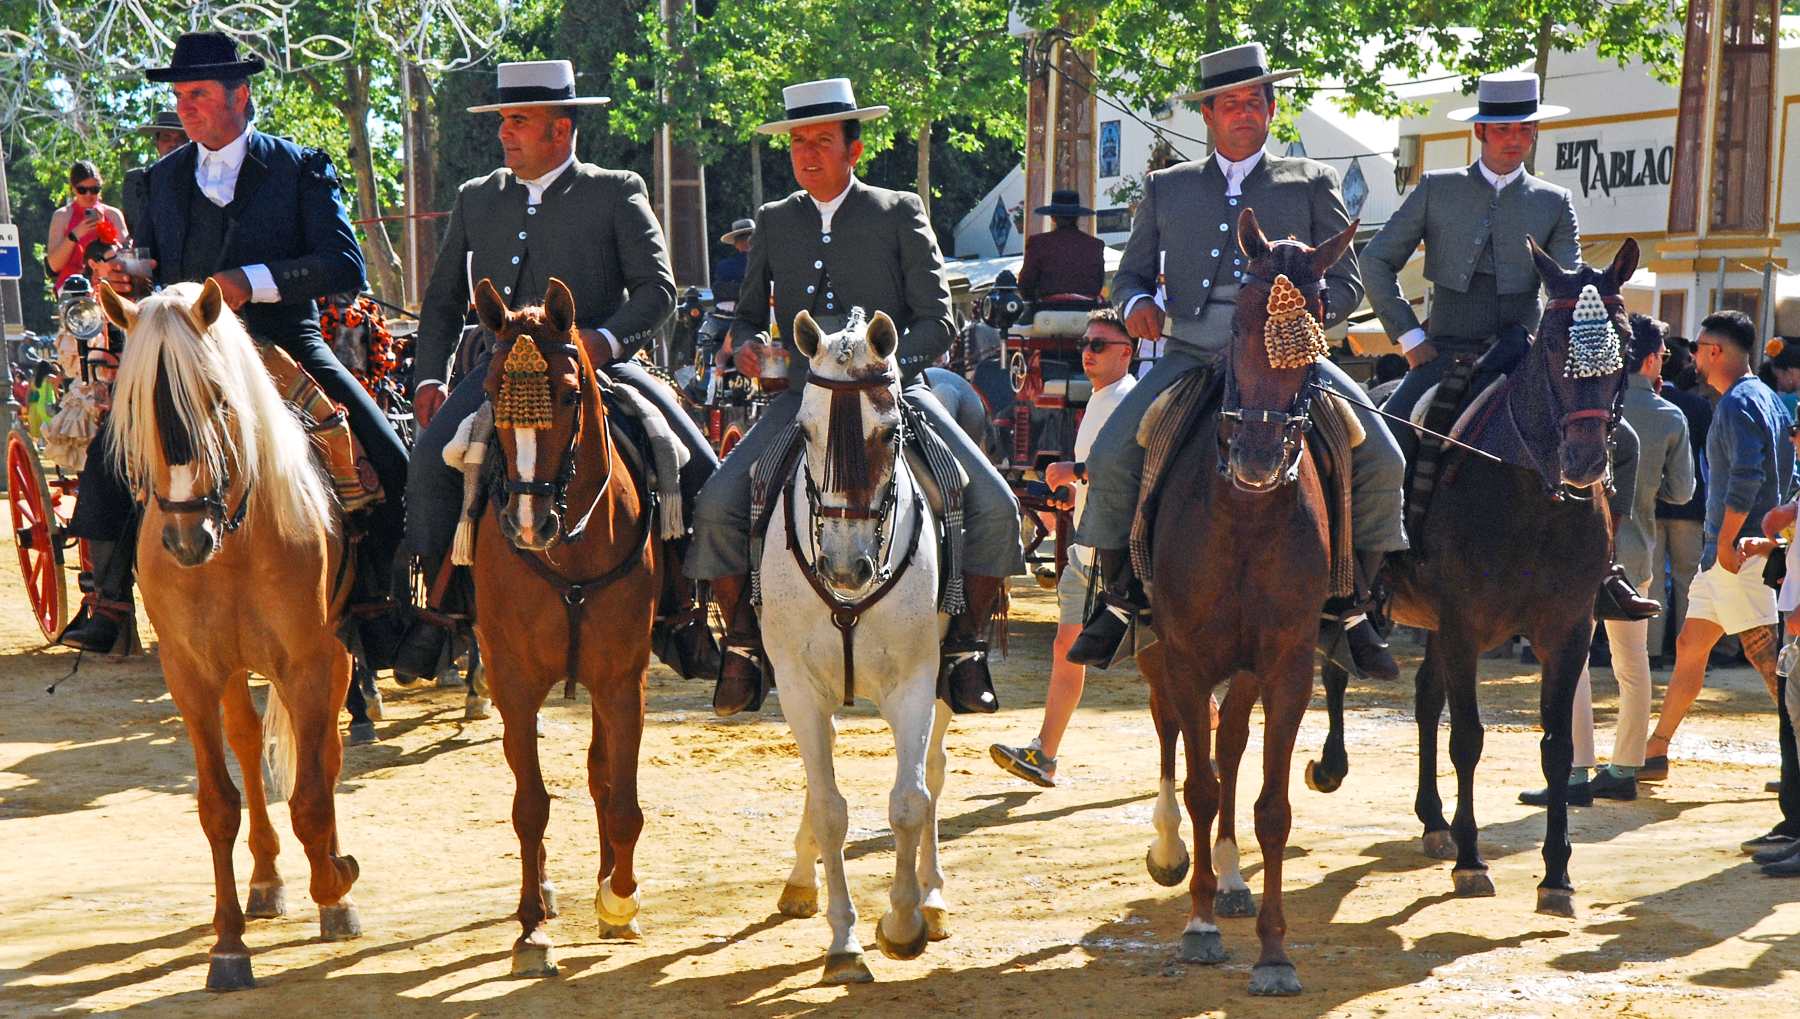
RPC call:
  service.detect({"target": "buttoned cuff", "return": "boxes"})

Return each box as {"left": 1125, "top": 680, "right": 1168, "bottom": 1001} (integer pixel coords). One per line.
{"left": 243, "top": 264, "right": 280, "bottom": 303}
{"left": 1396, "top": 327, "right": 1429, "bottom": 353}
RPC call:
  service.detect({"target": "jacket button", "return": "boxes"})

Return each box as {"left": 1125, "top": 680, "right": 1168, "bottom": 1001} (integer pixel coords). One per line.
{"left": 814, "top": 259, "right": 824, "bottom": 269}
{"left": 511, "top": 255, "right": 521, "bottom": 265}
{"left": 527, "top": 207, "right": 537, "bottom": 215}
{"left": 806, "top": 285, "right": 816, "bottom": 294}
{"left": 1229, "top": 198, "right": 1239, "bottom": 206}
{"left": 822, "top": 234, "right": 832, "bottom": 244}
{"left": 1202, "top": 279, "right": 1211, "bottom": 287}
{"left": 1210, "top": 248, "right": 1220, "bottom": 257}
{"left": 503, "top": 286, "right": 512, "bottom": 295}
{"left": 1219, "top": 223, "right": 1228, "bottom": 232}
{"left": 518, "top": 231, "right": 527, "bottom": 240}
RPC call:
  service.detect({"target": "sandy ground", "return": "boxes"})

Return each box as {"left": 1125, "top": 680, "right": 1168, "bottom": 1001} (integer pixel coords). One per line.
{"left": 3, "top": 530, "right": 1799, "bottom": 1018}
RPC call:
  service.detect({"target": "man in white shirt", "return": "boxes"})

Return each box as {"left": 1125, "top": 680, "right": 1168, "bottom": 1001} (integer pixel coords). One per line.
{"left": 991, "top": 308, "right": 1137, "bottom": 785}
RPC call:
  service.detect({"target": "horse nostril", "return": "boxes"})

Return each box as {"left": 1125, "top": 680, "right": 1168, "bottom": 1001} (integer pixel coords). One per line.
{"left": 854, "top": 557, "right": 875, "bottom": 586}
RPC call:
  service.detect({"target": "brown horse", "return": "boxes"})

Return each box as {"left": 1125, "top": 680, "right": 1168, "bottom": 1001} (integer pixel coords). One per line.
{"left": 98, "top": 279, "right": 361, "bottom": 991}
{"left": 469, "top": 278, "right": 662, "bottom": 976}
{"left": 1138, "top": 208, "right": 1355, "bottom": 996}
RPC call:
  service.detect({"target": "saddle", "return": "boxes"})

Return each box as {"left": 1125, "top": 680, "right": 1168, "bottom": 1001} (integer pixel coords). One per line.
{"left": 256, "top": 344, "right": 383, "bottom": 514}
{"left": 1402, "top": 332, "right": 1527, "bottom": 536}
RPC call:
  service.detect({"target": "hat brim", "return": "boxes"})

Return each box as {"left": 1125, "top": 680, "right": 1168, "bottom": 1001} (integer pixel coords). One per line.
{"left": 1446, "top": 103, "right": 1569, "bottom": 123}
{"left": 1033, "top": 204, "right": 1094, "bottom": 217}
{"left": 1173, "top": 68, "right": 1300, "bottom": 103}
{"left": 756, "top": 105, "right": 888, "bottom": 135}
{"left": 136, "top": 122, "right": 186, "bottom": 135}
{"left": 145, "top": 58, "right": 266, "bottom": 83}
{"left": 466, "top": 96, "right": 612, "bottom": 114}
{"left": 719, "top": 227, "right": 754, "bottom": 243}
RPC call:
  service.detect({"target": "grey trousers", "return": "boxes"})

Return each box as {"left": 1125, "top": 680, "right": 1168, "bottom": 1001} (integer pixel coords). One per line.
{"left": 1649, "top": 517, "right": 1702, "bottom": 655}
{"left": 1075, "top": 345, "right": 1409, "bottom": 554}
{"left": 685, "top": 382, "right": 1025, "bottom": 580}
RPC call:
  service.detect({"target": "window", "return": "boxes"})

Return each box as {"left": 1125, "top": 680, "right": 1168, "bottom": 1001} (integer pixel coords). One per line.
{"left": 1667, "top": 0, "right": 1713, "bottom": 233}
{"left": 1708, "top": 0, "right": 1777, "bottom": 231}
{"left": 1659, "top": 290, "right": 1688, "bottom": 334}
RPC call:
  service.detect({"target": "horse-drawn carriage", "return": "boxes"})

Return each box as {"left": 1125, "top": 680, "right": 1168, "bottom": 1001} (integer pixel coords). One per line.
{"left": 670, "top": 285, "right": 783, "bottom": 456}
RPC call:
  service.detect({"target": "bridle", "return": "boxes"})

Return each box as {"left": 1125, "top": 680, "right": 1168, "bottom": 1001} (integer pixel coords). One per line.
{"left": 1217, "top": 270, "right": 1325, "bottom": 494}
{"left": 492, "top": 339, "right": 613, "bottom": 545}
{"left": 152, "top": 475, "right": 252, "bottom": 534}
{"left": 1519, "top": 290, "right": 1629, "bottom": 502}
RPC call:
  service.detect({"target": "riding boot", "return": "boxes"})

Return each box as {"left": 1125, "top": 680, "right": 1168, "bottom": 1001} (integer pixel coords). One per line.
{"left": 941, "top": 574, "right": 1003, "bottom": 714}
{"left": 1596, "top": 563, "right": 1660, "bottom": 621}
{"left": 1066, "top": 547, "right": 1148, "bottom": 668}
{"left": 58, "top": 529, "right": 137, "bottom": 654}
{"left": 1319, "top": 549, "right": 1400, "bottom": 681}
{"left": 712, "top": 573, "right": 768, "bottom": 716}
{"left": 393, "top": 554, "right": 463, "bottom": 683}
{"left": 652, "top": 538, "right": 722, "bottom": 680}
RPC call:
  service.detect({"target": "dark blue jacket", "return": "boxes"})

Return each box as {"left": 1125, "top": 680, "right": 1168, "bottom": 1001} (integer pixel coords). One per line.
{"left": 135, "top": 129, "right": 365, "bottom": 347}
{"left": 713, "top": 250, "right": 747, "bottom": 305}
{"left": 1657, "top": 382, "right": 1711, "bottom": 523}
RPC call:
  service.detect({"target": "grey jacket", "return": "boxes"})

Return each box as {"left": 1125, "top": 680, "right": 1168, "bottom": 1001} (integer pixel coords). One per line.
{"left": 1361, "top": 163, "right": 1580, "bottom": 340}
{"left": 1113, "top": 153, "right": 1362, "bottom": 342}
{"left": 1617, "top": 373, "right": 1695, "bottom": 581}
{"left": 415, "top": 160, "right": 675, "bottom": 382}
{"left": 731, "top": 178, "right": 953, "bottom": 384}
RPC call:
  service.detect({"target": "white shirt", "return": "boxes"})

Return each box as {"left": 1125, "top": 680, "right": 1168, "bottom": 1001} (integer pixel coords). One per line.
{"left": 1071, "top": 372, "right": 1138, "bottom": 565}
{"left": 193, "top": 127, "right": 277, "bottom": 302}
{"left": 811, "top": 179, "right": 853, "bottom": 234}
{"left": 1397, "top": 160, "right": 1529, "bottom": 354}
{"left": 1123, "top": 150, "right": 1267, "bottom": 321}
{"left": 519, "top": 152, "right": 575, "bottom": 206}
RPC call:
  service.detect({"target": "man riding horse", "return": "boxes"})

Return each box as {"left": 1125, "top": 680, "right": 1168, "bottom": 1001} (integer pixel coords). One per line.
{"left": 695, "top": 77, "right": 1025, "bottom": 717}
{"left": 1362, "top": 70, "right": 1658, "bottom": 621}
{"left": 1068, "top": 43, "right": 1408, "bottom": 677}
{"left": 399, "top": 60, "right": 720, "bottom": 680}
{"left": 66, "top": 32, "right": 411, "bottom": 660}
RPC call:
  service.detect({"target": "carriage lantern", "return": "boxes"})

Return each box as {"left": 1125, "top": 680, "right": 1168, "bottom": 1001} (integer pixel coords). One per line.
{"left": 57, "top": 275, "right": 105, "bottom": 344}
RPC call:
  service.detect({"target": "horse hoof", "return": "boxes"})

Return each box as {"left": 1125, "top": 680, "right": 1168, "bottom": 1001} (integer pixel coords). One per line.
{"left": 510, "top": 932, "right": 558, "bottom": 977}
{"left": 777, "top": 882, "right": 819, "bottom": 918}
{"left": 1145, "top": 847, "right": 1190, "bottom": 887}
{"left": 1214, "top": 887, "right": 1256, "bottom": 918}
{"left": 1421, "top": 830, "right": 1457, "bottom": 860}
{"left": 1249, "top": 962, "right": 1303, "bottom": 996}
{"left": 1179, "top": 929, "right": 1228, "bottom": 964}
{"left": 364, "top": 688, "right": 384, "bottom": 722}
{"left": 205, "top": 952, "right": 254, "bottom": 991}
{"left": 922, "top": 905, "right": 951, "bottom": 942}
{"left": 464, "top": 696, "right": 492, "bottom": 721}
{"left": 319, "top": 900, "right": 363, "bottom": 941}
{"left": 598, "top": 917, "right": 643, "bottom": 940}
{"left": 1452, "top": 868, "right": 1495, "bottom": 898}
{"left": 596, "top": 885, "right": 641, "bottom": 927}
{"left": 436, "top": 668, "right": 464, "bottom": 689}
{"left": 346, "top": 720, "right": 378, "bottom": 746}
{"left": 1536, "top": 886, "right": 1576, "bottom": 918}
{"left": 1305, "top": 761, "right": 1341, "bottom": 794}
{"left": 821, "top": 951, "right": 874, "bottom": 984}
{"left": 245, "top": 881, "right": 286, "bottom": 919}
{"left": 875, "top": 912, "right": 929, "bottom": 961}
{"left": 541, "top": 883, "right": 559, "bottom": 919}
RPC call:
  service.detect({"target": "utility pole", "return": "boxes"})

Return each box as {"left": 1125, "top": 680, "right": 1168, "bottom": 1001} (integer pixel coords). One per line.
{"left": 654, "top": 0, "right": 711, "bottom": 289}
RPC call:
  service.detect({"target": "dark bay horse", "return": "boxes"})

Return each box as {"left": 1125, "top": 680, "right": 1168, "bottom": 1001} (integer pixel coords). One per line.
{"left": 1308, "top": 239, "right": 1641, "bottom": 917}
{"left": 1140, "top": 208, "right": 1355, "bottom": 996}
{"left": 470, "top": 278, "right": 662, "bottom": 976}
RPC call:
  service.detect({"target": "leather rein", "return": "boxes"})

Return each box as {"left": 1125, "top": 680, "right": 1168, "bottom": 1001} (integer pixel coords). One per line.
{"left": 786, "top": 369, "right": 925, "bottom": 707}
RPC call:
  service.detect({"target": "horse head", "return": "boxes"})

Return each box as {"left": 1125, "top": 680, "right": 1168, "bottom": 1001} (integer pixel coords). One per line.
{"left": 1529, "top": 237, "right": 1639, "bottom": 490}
{"left": 478, "top": 276, "right": 597, "bottom": 551}
{"left": 793, "top": 307, "right": 904, "bottom": 597}
{"left": 1223, "top": 207, "right": 1356, "bottom": 493}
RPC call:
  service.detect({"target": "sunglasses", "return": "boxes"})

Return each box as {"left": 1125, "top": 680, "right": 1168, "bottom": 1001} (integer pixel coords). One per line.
{"left": 1081, "top": 338, "right": 1130, "bottom": 354}
{"left": 74, "top": 185, "right": 102, "bottom": 195}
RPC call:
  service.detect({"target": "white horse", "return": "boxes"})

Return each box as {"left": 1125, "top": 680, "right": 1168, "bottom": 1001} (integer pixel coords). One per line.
{"left": 760, "top": 309, "right": 953, "bottom": 984}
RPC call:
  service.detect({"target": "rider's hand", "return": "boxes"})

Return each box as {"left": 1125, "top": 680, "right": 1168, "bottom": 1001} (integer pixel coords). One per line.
{"left": 1405, "top": 340, "right": 1439, "bottom": 370}
{"left": 414, "top": 381, "right": 448, "bottom": 429}
{"left": 1719, "top": 537, "right": 1746, "bottom": 575}
{"left": 1125, "top": 301, "right": 1164, "bottom": 341}
{"left": 207, "top": 268, "right": 253, "bottom": 310}
{"left": 1044, "top": 460, "right": 1078, "bottom": 494}
{"left": 733, "top": 337, "right": 766, "bottom": 378}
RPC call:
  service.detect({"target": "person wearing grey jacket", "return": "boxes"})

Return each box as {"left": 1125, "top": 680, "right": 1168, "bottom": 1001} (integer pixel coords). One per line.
{"left": 1066, "top": 43, "right": 1407, "bottom": 677}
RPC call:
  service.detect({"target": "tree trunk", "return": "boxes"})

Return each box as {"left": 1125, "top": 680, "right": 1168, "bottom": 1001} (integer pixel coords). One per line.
{"left": 750, "top": 137, "right": 763, "bottom": 210}
{"left": 1527, "top": 12, "right": 1555, "bottom": 174}
{"left": 916, "top": 119, "right": 932, "bottom": 221}
{"left": 304, "top": 64, "right": 403, "bottom": 303}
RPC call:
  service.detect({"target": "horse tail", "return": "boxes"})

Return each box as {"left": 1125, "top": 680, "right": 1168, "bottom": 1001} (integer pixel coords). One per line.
{"left": 261, "top": 683, "right": 299, "bottom": 803}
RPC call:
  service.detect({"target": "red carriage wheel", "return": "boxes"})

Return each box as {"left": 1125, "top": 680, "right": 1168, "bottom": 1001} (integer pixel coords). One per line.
{"left": 7, "top": 426, "right": 68, "bottom": 642}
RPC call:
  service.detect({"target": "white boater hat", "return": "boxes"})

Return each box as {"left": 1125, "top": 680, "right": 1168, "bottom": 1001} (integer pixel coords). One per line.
{"left": 756, "top": 78, "right": 889, "bottom": 135}
{"left": 467, "top": 60, "right": 611, "bottom": 114}
{"left": 1446, "top": 71, "right": 1569, "bottom": 123}
{"left": 1174, "top": 43, "right": 1300, "bottom": 102}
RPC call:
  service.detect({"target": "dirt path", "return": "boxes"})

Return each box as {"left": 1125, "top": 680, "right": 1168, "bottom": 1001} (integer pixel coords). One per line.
{"left": 3, "top": 536, "right": 1799, "bottom": 1017}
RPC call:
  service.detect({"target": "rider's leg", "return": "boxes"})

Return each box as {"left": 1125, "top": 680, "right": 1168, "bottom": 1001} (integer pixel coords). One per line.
{"left": 1380, "top": 352, "right": 1451, "bottom": 464}
{"left": 689, "top": 392, "right": 804, "bottom": 716}
{"left": 1315, "top": 358, "right": 1407, "bottom": 679}
{"left": 1597, "top": 419, "right": 1660, "bottom": 620}
{"left": 61, "top": 426, "right": 140, "bottom": 652}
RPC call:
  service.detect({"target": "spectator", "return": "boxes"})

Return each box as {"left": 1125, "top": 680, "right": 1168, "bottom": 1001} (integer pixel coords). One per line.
{"left": 713, "top": 218, "right": 753, "bottom": 311}
{"left": 1367, "top": 352, "right": 1409, "bottom": 406}
{"left": 46, "top": 161, "right": 128, "bottom": 293}
{"left": 1747, "top": 430, "right": 1800, "bottom": 876}
{"left": 1653, "top": 336, "right": 1712, "bottom": 666}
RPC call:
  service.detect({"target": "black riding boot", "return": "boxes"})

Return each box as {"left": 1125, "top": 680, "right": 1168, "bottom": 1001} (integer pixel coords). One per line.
{"left": 58, "top": 527, "right": 138, "bottom": 654}
{"left": 1596, "top": 563, "right": 1660, "bottom": 621}
{"left": 652, "top": 538, "right": 721, "bottom": 680}
{"left": 941, "top": 574, "right": 1003, "bottom": 714}
{"left": 1319, "top": 548, "right": 1400, "bottom": 681}
{"left": 393, "top": 554, "right": 468, "bottom": 683}
{"left": 712, "top": 574, "right": 768, "bottom": 716}
{"left": 1066, "top": 547, "right": 1147, "bottom": 668}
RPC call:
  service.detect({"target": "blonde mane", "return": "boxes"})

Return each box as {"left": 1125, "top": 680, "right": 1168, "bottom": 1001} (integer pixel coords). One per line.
{"left": 108, "top": 283, "right": 336, "bottom": 541}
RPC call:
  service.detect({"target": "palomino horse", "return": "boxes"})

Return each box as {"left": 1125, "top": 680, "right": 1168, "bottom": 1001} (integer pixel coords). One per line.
{"left": 1307, "top": 239, "right": 1642, "bottom": 917}
{"left": 470, "top": 278, "right": 661, "bottom": 976}
{"left": 763, "top": 309, "right": 952, "bottom": 984}
{"left": 1139, "top": 208, "right": 1356, "bottom": 996}
{"left": 97, "top": 279, "right": 361, "bottom": 991}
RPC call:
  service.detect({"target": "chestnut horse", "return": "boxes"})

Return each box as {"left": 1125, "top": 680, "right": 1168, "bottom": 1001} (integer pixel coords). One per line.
{"left": 1138, "top": 209, "right": 1355, "bottom": 996}
{"left": 469, "top": 278, "right": 661, "bottom": 976}
{"left": 98, "top": 279, "right": 361, "bottom": 991}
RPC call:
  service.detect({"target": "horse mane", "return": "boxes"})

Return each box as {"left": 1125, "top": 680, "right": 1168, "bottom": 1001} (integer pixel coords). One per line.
{"left": 110, "top": 283, "right": 336, "bottom": 541}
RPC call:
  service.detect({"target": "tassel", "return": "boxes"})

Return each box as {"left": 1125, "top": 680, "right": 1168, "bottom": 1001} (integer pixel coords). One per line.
{"left": 1263, "top": 274, "right": 1328, "bottom": 370}
{"left": 450, "top": 406, "right": 494, "bottom": 566}
{"left": 494, "top": 337, "right": 553, "bottom": 429}
{"left": 823, "top": 387, "right": 872, "bottom": 493}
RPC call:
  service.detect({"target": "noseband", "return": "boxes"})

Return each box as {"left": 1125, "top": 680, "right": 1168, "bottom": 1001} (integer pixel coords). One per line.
{"left": 494, "top": 340, "right": 612, "bottom": 545}
{"left": 152, "top": 478, "right": 252, "bottom": 534}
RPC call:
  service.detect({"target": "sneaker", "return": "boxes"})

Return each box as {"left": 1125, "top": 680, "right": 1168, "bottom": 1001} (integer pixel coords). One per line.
{"left": 1519, "top": 781, "right": 1593, "bottom": 807}
{"left": 1740, "top": 829, "right": 1800, "bottom": 853}
{"left": 1589, "top": 768, "right": 1638, "bottom": 801}
{"left": 990, "top": 741, "right": 1056, "bottom": 788}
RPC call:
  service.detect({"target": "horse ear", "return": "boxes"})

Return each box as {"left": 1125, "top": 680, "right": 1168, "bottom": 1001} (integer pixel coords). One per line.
{"left": 473, "top": 278, "right": 509, "bottom": 334}
{"left": 1237, "top": 207, "right": 1270, "bottom": 261}
{"left": 867, "top": 310, "right": 899, "bottom": 360}
{"left": 1528, "top": 237, "right": 1569, "bottom": 285}
{"left": 794, "top": 310, "right": 823, "bottom": 358}
{"left": 96, "top": 280, "right": 137, "bottom": 331}
{"left": 1606, "top": 238, "right": 1641, "bottom": 291}
{"left": 1311, "top": 218, "right": 1359, "bottom": 278}
{"left": 544, "top": 277, "right": 576, "bottom": 334}
{"left": 195, "top": 276, "right": 224, "bottom": 328}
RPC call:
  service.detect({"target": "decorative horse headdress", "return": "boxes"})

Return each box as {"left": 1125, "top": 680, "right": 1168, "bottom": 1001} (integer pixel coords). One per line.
{"left": 494, "top": 334, "right": 553, "bottom": 429}
{"left": 1263, "top": 274, "right": 1328, "bottom": 370}
{"left": 1564, "top": 284, "right": 1623, "bottom": 379}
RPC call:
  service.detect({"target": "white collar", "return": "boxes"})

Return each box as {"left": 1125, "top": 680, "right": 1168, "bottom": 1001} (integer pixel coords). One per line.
{"left": 519, "top": 151, "right": 577, "bottom": 204}
{"left": 810, "top": 178, "right": 854, "bottom": 233}
{"left": 196, "top": 126, "right": 252, "bottom": 170}
{"left": 1213, "top": 149, "right": 1265, "bottom": 196}
{"left": 1477, "top": 160, "right": 1524, "bottom": 191}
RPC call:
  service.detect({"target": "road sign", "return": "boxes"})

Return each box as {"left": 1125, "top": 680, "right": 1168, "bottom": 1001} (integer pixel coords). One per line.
{"left": 0, "top": 224, "right": 19, "bottom": 280}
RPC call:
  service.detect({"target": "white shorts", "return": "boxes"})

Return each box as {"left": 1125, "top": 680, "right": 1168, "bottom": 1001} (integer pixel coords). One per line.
{"left": 1057, "top": 553, "right": 1096, "bottom": 628}
{"left": 1687, "top": 557, "right": 1779, "bottom": 635}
